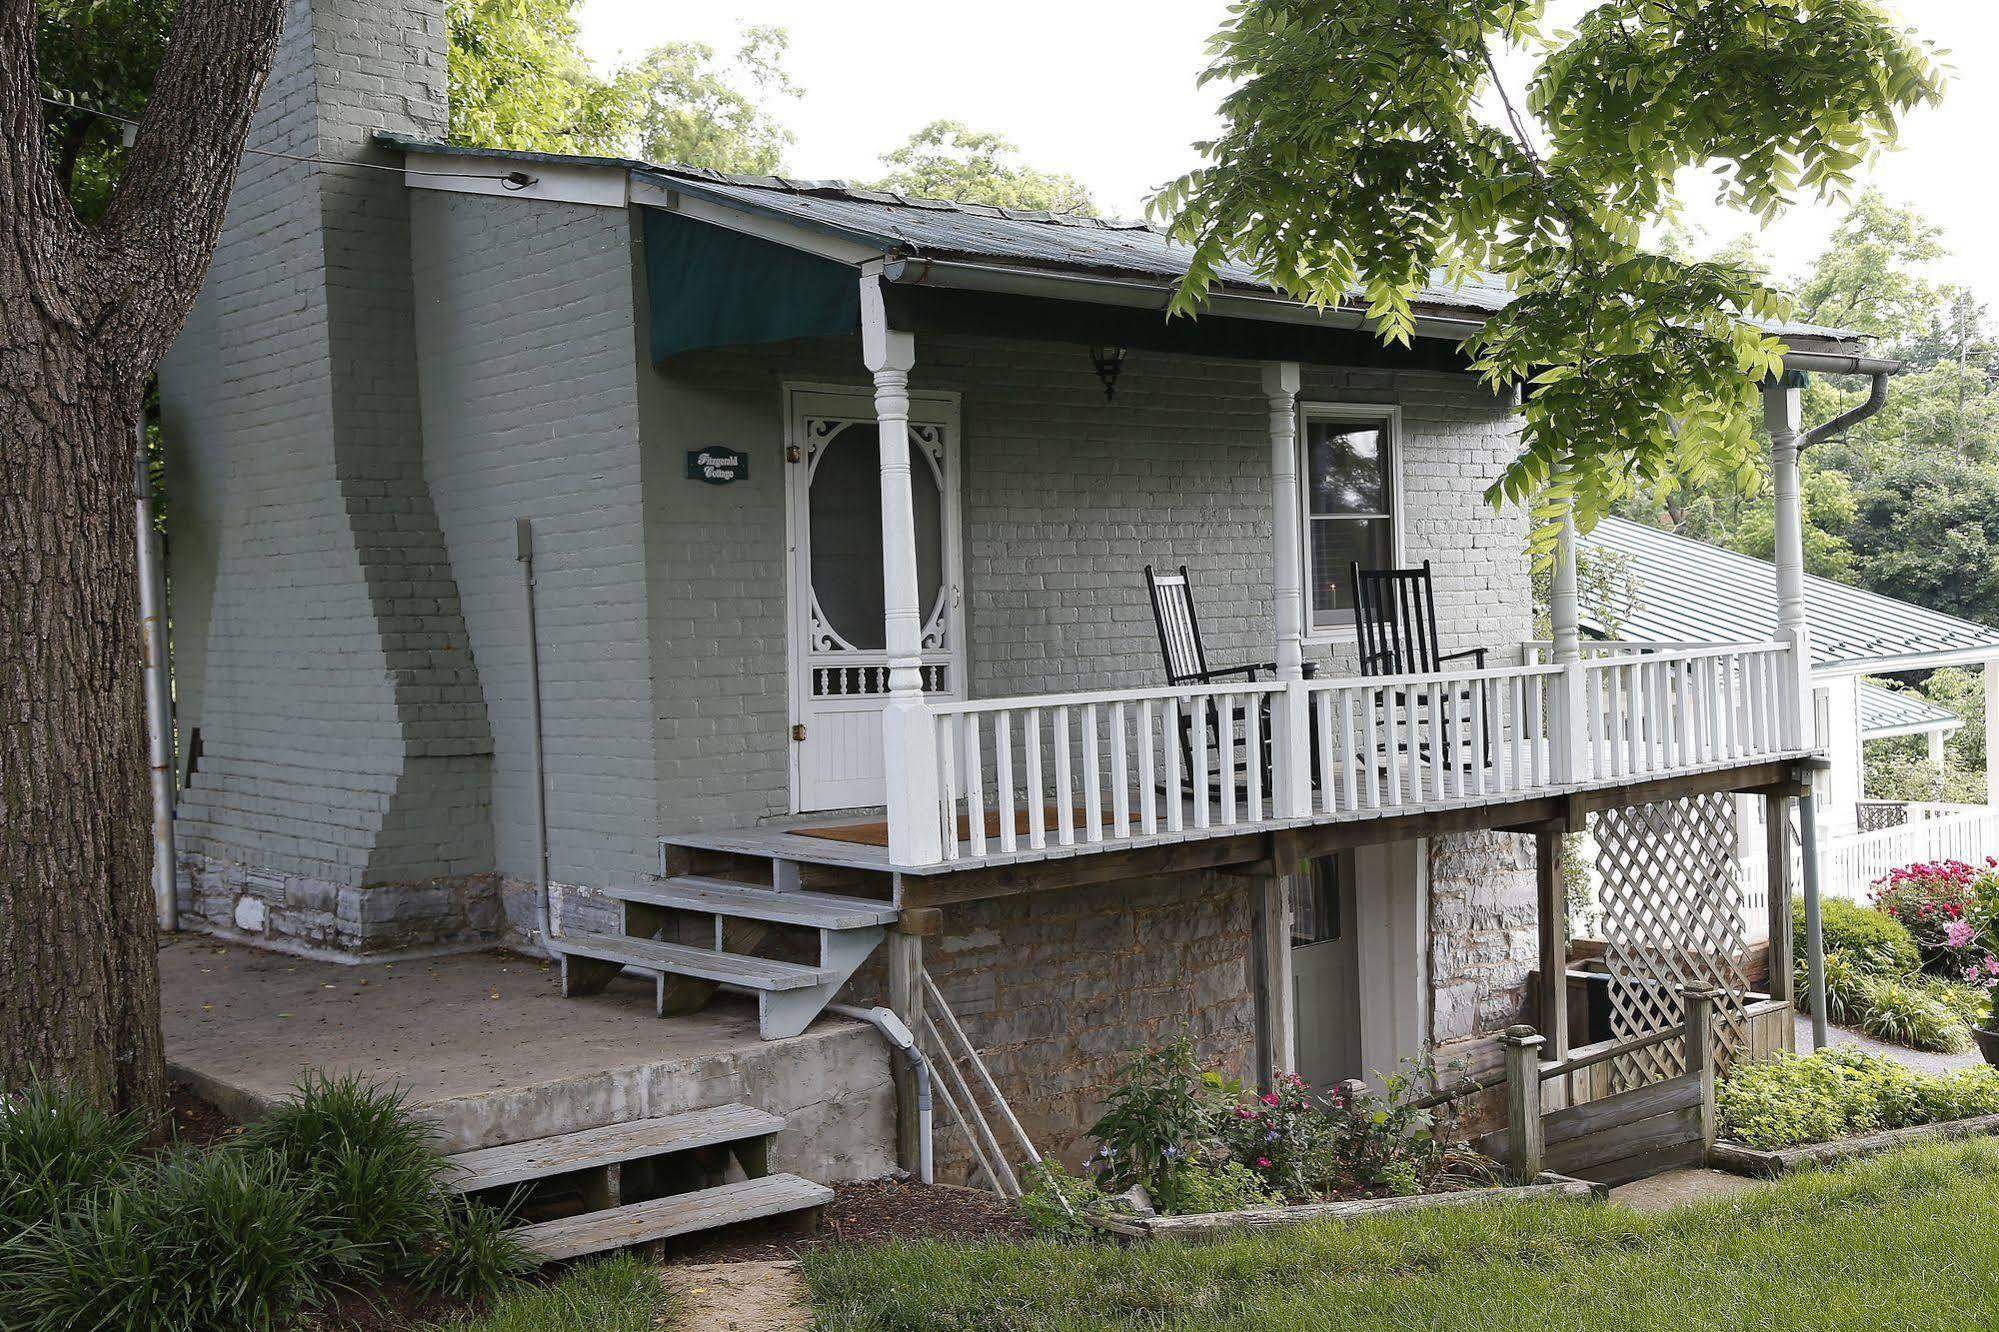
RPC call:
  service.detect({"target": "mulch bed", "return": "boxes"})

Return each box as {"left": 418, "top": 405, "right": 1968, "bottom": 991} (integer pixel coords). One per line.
{"left": 672, "top": 1179, "right": 1034, "bottom": 1262}
{"left": 167, "top": 1080, "right": 243, "bottom": 1147}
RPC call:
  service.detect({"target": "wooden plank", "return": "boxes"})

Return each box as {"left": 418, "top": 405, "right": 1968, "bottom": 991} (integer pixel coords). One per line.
{"left": 558, "top": 932, "right": 833, "bottom": 991}
{"left": 444, "top": 1105, "right": 784, "bottom": 1194}
{"left": 887, "top": 930, "right": 924, "bottom": 1173}
{"left": 515, "top": 1173, "right": 831, "bottom": 1262}
{"left": 1252, "top": 873, "right": 1297, "bottom": 1088}
{"left": 604, "top": 877, "right": 900, "bottom": 930}
{"left": 1095, "top": 1178, "right": 1599, "bottom": 1240}
{"left": 1544, "top": 1075, "right": 1702, "bottom": 1146}
{"left": 1573, "top": 1139, "right": 1706, "bottom": 1187}
{"left": 1544, "top": 1106, "right": 1703, "bottom": 1178}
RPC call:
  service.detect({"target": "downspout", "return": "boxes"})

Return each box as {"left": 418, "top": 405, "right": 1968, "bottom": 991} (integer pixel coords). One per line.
{"left": 828, "top": 1003, "right": 933, "bottom": 1184}
{"left": 516, "top": 518, "right": 555, "bottom": 952}
{"left": 1784, "top": 366, "right": 1893, "bottom": 1049}
{"left": 136, "top": 423, "right": 177, "bottom": 931}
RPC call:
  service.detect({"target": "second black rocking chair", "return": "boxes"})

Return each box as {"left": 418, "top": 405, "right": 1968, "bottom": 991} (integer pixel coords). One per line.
{"left": 1350, "top": 560, "right": 1492, "bottom": 773}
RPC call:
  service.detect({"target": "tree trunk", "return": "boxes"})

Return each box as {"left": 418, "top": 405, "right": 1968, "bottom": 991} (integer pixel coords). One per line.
{"left": 0, "top": 0, "right": 286, "bottom": 1115}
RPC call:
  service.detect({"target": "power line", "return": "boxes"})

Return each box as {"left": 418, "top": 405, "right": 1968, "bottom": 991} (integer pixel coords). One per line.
{"left": 38, "top": 94, "right": 538, "bottom": 189}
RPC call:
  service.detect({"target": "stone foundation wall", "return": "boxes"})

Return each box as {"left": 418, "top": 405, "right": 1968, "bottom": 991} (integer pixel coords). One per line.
{"left": 920, "top": 872, "right": 1258, "bottom": 1184}
{"left": 178, "top": 850, "right": 503, "bottom": 961}
{"left": 1427, "top": 830, "right": 1540, "bottom": 1131}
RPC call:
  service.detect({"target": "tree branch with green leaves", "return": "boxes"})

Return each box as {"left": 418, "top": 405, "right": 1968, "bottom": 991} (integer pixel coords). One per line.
{"left": 1154, "top": 0, "right": 1942, "bottom": 551}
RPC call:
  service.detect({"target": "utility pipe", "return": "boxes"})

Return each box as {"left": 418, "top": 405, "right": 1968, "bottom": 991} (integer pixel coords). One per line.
{"left": 828, "top": 1003, "right": 933, "bottom": 1184}
{"left": 136, "top": 424, "right": 177, "bottom": 931}
{"left": 516, "top": 519, "right": 555, "bottom": 951}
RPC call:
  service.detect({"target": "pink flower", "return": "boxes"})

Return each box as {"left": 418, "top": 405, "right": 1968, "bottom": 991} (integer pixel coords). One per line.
{"left": 1260, "top": 1093, "right": 1280, "bottom": 1106}
{"left": 1256, "top": 1156, "right": 1272, "bottom": 1169}
{"left": 1946, "top": 919, "right": 1978, "bottom": 949}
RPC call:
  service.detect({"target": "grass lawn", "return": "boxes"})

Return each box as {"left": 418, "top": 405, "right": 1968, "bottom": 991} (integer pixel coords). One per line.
{"left": 805, "top": 1140, "right": 1999, "bottom": 1331}
{"left": 419, "top": 1256, "right": 672, "bottom": 1331}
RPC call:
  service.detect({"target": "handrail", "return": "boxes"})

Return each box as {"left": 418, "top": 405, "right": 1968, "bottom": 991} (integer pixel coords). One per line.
{"left": 1539, "top": 1024, "right": 1679, "bottom": 1081}
{"left": 930, "top": 677, "right": 1281, "bottom": 716}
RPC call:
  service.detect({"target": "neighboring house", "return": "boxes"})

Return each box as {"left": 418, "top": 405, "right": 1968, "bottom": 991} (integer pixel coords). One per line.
{"left": 154, "top": 0, "right": 1867, "bottom": 1186}
{"left": 1576, "top": 516, "right": 1999, "bottom": 918}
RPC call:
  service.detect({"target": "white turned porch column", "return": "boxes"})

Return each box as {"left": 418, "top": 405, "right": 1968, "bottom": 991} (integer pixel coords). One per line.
{"left": 1765, "top": 381, "right": 1815, "bottom": 751}
{"left": 1263, "top": 361, "right": 1313, "bottom": 817}
{"left": 862, "top": 274, "right": 942, "bottom": 866}
{"left": 1550, "top": 510, "right": 1589, "bottom": 781}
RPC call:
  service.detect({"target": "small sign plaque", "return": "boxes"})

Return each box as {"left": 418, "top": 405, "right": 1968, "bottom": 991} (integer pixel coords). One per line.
{"left": 686, "top": 447, "right": 748, "bottom": 485}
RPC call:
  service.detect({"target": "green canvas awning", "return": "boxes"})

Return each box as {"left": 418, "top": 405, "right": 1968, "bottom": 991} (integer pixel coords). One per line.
{"left": 644, "top": 209, "right": 859, "bottom": 361}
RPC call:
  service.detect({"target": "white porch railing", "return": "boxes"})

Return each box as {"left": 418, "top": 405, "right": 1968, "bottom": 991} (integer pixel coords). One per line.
{"left": 907, "top": 641, "right": 1797, "bottom": 867}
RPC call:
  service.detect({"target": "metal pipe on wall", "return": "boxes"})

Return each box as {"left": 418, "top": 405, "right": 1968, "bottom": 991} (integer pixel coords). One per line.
{"left": 517, "top": 518, "right": 554, "bottom": 951}
{"left": 136, "top": 424, "right": 177, "bottom": 931}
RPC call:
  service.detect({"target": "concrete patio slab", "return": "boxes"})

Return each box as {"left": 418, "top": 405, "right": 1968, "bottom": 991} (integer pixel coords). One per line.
{"left": 159, "top": 935, "right": 895, "bottom": 1180}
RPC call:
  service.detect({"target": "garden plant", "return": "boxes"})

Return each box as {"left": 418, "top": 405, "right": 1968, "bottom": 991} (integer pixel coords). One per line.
{"left": 1021, "top": 1039, "right": 1497, "bottom": 1233}
{"left": 0, "top": 1074, "right": 534, "bottom": 1332}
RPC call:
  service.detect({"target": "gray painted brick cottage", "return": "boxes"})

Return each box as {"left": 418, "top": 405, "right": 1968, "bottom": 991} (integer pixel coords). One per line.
{"left": 158, "top": 0, "right": 1856, "bottom": 1182}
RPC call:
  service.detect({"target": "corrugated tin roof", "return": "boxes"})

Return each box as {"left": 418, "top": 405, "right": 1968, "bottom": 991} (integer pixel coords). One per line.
{"left": 1858, "top": 681, "right": 1959, "bottom": 737}
{"left": 373, "top": 133, "right": 1861, "bottom": 341}
{"left": 1580, "top": 515, "right": 1999, "bottom": 670}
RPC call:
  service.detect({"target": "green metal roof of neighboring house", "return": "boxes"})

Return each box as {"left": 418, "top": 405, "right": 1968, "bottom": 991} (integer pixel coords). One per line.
{"left": 371, "top": 132, "right": 1868, "bottom": 347}
{"left": 1580, "top": 516, "right": 1999, "bottom": 672}
{"left": 1858, "top": 681, "right": 1960, "bottom": 739}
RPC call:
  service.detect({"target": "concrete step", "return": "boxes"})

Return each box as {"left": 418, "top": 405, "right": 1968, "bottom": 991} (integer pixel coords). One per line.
{"left": 442, "top": 1104, "right": 784, "bottom": 1195}
{"left": 605, "top": 877, "right": 899, "bottom": 931}
{"left": 515, "top": 1173, "right": 832, "bottom": 1262}
{"left": 558, "top": 932, "right": 834, "bottom": 992}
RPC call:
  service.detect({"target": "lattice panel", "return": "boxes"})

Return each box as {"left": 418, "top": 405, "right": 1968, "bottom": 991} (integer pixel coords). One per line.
{"left": 1593, "top": 794, "right": 1753, "bottom": 1093}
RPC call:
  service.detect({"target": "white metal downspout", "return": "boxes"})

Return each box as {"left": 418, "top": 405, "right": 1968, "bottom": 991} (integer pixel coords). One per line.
{"left": 828, "top": 1003, "right": 933, "bottom": 1184}
{"left": 137, "top": 424, "right": 177, "bottom": 931}
{"left": 1772, "top": 369, "right": 1896, "bottom": 1050}
{"left": 517, "top": 518, "right": 555, "bottom": 951}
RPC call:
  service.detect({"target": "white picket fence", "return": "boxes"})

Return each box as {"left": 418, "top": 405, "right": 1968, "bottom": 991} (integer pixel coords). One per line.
{"left": 1739, "top": 803, "right": 1999, "bottom": 933}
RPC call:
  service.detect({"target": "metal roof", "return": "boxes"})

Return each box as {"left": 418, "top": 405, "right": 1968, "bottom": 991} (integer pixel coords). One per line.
{"left": 1858, "top": 681, "right": 1960, "bottom": 738}
{"left": 1580, "top": 515, "right": 1999, "bottom": 671}
{"left": 373, "top": 133, "right": 1863, "bottom": 343}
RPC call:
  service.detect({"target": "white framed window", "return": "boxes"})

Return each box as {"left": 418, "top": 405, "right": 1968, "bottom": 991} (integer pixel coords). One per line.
{"left": 1299, "top": 403, "right": 1403, "bottom": 639}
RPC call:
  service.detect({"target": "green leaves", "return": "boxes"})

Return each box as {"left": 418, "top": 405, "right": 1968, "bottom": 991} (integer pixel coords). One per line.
{"left": 1158, "top": 1, "right": 1943, "bottom": 546}
{"left": 867, "top": 120, "right": 1098, "bottom": 215}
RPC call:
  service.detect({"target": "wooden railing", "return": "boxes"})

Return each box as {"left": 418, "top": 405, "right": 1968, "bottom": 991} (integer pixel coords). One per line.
{"left": 904, "top": 640, "right": 1799, "bottom": 868}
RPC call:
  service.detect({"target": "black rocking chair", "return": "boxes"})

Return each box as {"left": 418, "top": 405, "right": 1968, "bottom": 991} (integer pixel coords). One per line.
{"left": 1349, "top": 560, "right": 1491, "bottom": 770}
{"left": 1145, "top": 564, "right": 1278, "bottom": 798}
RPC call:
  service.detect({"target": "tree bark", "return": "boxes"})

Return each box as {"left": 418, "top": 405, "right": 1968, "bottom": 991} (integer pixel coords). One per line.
{"left": 0, "top": 0, "right": 286, "bottom": 1114}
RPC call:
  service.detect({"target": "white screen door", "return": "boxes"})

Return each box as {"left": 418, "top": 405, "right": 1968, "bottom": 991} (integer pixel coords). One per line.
{"left": 786, "top": 387, "right": 963, "bottom": 812}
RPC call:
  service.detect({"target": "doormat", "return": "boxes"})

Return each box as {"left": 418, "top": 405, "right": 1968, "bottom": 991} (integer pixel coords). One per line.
{"left": 796, "top": 808, "right": 1108, "bottom": 847}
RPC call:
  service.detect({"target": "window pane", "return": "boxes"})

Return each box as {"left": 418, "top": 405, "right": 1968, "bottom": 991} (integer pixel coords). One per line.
{"left": 1305, "top": 419, "right": 1389, "bottom": 516}
{"left": 809, "top": 423, "right": 943, "bottom": 650}
{"left": 1308, "top": 517, "right": 1392, "bottom": 627}
{"left": 1289, "top": 855, "right": 1344, "bottom": 946}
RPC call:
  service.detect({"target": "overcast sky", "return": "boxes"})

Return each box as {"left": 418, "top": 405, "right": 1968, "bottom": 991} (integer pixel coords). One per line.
{"left": 576, "top": 1, "right": 1994, "bottom": 295}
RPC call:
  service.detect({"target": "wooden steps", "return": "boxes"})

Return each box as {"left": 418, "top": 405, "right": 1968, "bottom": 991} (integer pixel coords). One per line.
{"left": 605, "top": 877, "right": 899, "bottom": 931}
{"left": 556, "top": 868, "right": 891, "bottom": 1040}
{"left": 442, "top": 1102, "right": 827, "bottom": 1262}
{"left": 515, "top": 1173, "right": 833, "bottom": 1262}
{"left": 443, "top": 1104, "right": 785, "bottom": 1194}
{"left": 559, "top": 932, "right": 835, "bottom": 992}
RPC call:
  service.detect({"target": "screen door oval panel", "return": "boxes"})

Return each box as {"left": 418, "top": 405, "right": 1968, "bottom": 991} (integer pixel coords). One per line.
{"left": 787, "top": 388, "right": 963, "bottom": 812}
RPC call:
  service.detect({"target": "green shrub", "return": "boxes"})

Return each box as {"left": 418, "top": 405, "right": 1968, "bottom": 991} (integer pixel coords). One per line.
{"left": 407, "top": 1196, "right": 536, "bottom": 1302}
{"left": 1151, "top": 1160, "right": 1274, "bottom": 1216}
{"left": 1812, "top": 949, "right": 1871, "bottom": 1025}
{"left": 1018, "top": 1160, "right": 1125, "bottom": 1239}
{"left": 1853, "top": 979, "right": 1973, "bottom": 1053}
{"left": 1798, "top": 896, "right": 1921, "bottom": 976}
{"left": 5, "top": 1148, "right": 331, "bottom": 1332}
{"left": 1719, "top": 1048, "right": 1999, "bottom": 1149}
{"left": 1918, "top": 976, "right": 1991, "bottom": 1028}
{"left": 0, "top": 1081, "right": 144, "bottom": 1231}
{"left": 238, "top": 1072, "right": 452, "bottom": 1280}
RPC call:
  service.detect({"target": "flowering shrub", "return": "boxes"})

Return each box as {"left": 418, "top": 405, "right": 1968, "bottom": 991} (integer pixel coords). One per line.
{"left": 1062, "top": 1041, "right": 1488, "bottom": 1225}
{"left": 1868, "top": 858, "right": 1999, "bottom": 1029}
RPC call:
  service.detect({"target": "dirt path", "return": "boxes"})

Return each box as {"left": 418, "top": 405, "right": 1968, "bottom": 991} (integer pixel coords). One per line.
{"left": 667, "top": 1260, "right": 813, "bottom": 1332}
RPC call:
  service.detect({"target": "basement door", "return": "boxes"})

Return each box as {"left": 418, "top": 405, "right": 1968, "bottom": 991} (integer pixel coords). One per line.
{"left": 1292, "top": 853, "right": 1362, "bottom": 1088}
{"left": 785, "top": 386, "right": 964, "bottom": 813}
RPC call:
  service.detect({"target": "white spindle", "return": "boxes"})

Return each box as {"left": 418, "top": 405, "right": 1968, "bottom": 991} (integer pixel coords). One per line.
{"left": 1244, "top": 693, "right": 1264, "bottom": 823}
{"left": 1025, "top": 707, "right": 1045, "bottom": 850}
{"left": 938, "top": 718, "right": 959, "bottom": 860}
{"left": 1139, "top": 700, "right": 1159, "bottom": 835}
{"left": 1054, "top": 706, "right": 1074, "bottom": 847}
{"left": 1082, "top": 703, "right": 1103, "bottom": 844}
{"left": 1426, "top": 680, "right": 1446, "bottom": 802}
{"left": 965, "top": 716, "right": 986, "bottom": 856}
{"left": 1218, "top": 696, "right": 1237, "bottom": 825}
{"left": 1164, "top": 697, "right": 1184, "bottom": 833}
{"left": 996, "top": 712, "right": 1016, "bottom": 853}
{"left": 1110, "top": 702, "right": 1130, "bottom": 840}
